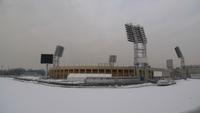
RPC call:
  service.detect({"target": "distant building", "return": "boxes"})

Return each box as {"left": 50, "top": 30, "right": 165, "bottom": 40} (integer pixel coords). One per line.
{"left": 166, "top": 59, "right": 173, "bottom": 69}
{"left": 185, "top": 65, "right": 200, "bottom": 78}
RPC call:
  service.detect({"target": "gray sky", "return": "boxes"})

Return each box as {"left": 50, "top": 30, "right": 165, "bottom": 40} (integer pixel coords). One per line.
{"left": 0, "top": 0, "right": 200, "bottom": 69}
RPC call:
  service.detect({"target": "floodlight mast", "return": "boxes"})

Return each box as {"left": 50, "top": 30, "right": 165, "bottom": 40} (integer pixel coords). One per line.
{"left": 125, "top": 23, "right": 148, "bottom": 67}
{"left": 175, "top": 46, "right": 185, "bottom": 69}
{"left": 53, "top": 56, "right": 60, "bottom": 67}
{"left": 109, "top": 55, "right": 117, "bottom": 66}
{"left": 174, "top": 46, "right": 186, "bottom": 79}
{"left": 53, "top": 45, "right": 64, "bottom": 67}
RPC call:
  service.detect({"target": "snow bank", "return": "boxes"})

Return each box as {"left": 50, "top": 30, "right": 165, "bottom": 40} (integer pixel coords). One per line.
{"left": 16, "top": 76, "right": 40, "bottom": 80}
{"left": 0, "top": 77, "right": 200, "bottom": 113}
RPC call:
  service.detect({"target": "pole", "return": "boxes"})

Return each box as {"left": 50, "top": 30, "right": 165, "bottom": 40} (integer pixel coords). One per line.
{"left": 46, "top": 64, "right": 48, "bottom": 78}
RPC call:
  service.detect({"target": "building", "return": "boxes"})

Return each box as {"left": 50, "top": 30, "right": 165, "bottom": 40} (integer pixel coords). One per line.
{"left": 166, "top": 59, "right": 173, "bottom": 69}
{"left": 49, "top": 65, "right": 153, "bottom": 80}
{"left": 185, "top": 65, "right": 200, "bottom": 78}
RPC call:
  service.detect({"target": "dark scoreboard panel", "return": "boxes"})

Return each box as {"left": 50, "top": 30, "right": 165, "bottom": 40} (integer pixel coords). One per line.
{"left": 40, "top": 54, "right": 53, "bottom": 64}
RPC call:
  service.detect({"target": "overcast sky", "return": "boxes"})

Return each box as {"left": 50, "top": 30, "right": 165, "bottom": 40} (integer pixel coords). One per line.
{"left": 0, "top": 0, "right": 200, "bottom": 69}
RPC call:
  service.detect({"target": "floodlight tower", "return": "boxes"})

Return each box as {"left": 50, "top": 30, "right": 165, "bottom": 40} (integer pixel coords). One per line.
{"left": 125, "top": 23, "right": 148, "bottom": 67}
{"left": 175, "top": 46, "right": 186, "bottom": 79}
{"left": 53, "top": 45, "right": 64, "bottom": 67}
{"left": 175, "top": 46, "right": 185, "bottom": 69}
{"left": 109, "top": 55, "right": 117, "bottom": 66}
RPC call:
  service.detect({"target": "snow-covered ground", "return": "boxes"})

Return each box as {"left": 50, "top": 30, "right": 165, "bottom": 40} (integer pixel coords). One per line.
{"left": 0, "top": 77, "right": 200, "bottom": 113}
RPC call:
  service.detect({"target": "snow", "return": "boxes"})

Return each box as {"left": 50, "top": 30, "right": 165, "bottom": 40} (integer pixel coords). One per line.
{"left": 17, "top": 76, "right": 40, "bottom": 80}
{"left": 67, "top": 74, "right": 112, "bottom": 83}
{"left": 0, "top": 77, "right": 200, "bottom": 113}
{"left": 68, "top": 73, "right": 112, "bottom": 78}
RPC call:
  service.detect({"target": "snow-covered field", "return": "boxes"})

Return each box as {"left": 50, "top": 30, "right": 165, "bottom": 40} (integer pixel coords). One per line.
{"left": 0, "top": 77, "right": 200, "bottom": 113}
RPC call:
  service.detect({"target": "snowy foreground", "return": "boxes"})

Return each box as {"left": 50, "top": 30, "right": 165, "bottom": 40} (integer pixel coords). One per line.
{"left": 0, "top": 77, "right": 200, "bottom": 113}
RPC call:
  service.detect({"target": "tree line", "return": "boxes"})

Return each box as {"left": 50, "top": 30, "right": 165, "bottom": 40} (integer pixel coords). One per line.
{"left": 0, "top": 68, "right": 45, "bottom": 76}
